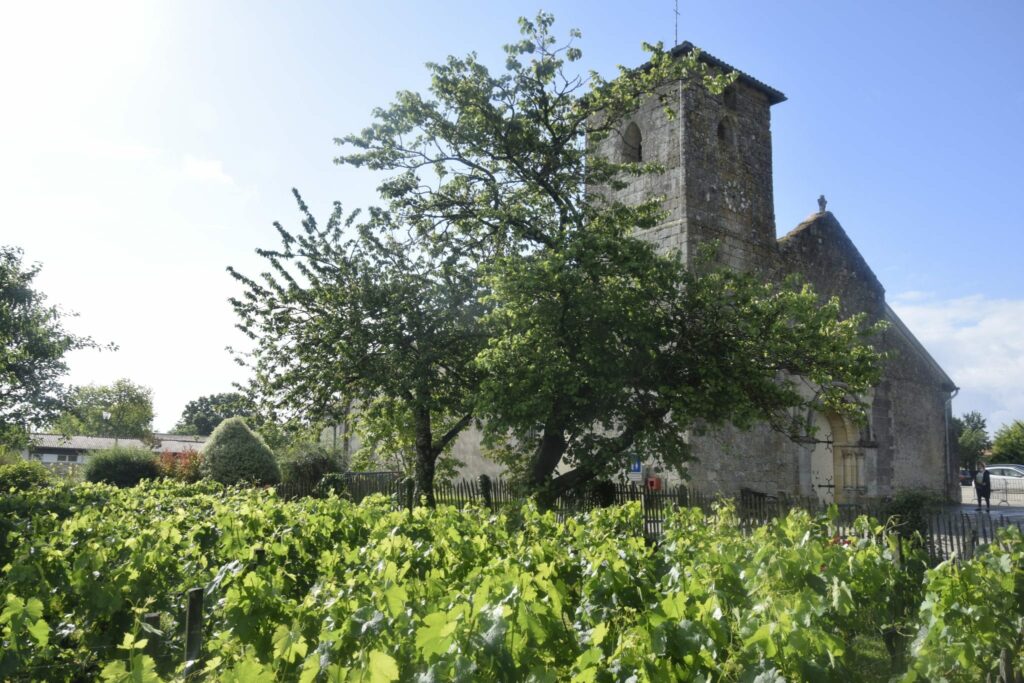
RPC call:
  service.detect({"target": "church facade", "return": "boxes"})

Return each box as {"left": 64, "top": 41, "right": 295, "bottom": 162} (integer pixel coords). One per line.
{"left": 449, "top": 43, "right": 959, "bottom": 503}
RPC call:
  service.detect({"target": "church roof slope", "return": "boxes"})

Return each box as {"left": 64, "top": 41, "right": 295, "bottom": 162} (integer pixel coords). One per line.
{"left": 882, "top": 302, "right": 957, "bottom": 392}
{"left": 779, "top": 210, "right": 956, "bottom": 393}
{"left": 670, "top": 41, "right": 787, "bottom": 105}
{"left": 778, "top": 210, "right": 885, "bottom": 301}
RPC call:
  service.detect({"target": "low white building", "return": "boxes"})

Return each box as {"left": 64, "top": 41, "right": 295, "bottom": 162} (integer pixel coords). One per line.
{"left": 22, "top": 433, "right": 206, "bottom": 466}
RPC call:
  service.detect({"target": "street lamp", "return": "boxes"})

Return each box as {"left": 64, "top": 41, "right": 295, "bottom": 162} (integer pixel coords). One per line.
{"left": 102, "top": 411, "right": 118, "bottom": 447}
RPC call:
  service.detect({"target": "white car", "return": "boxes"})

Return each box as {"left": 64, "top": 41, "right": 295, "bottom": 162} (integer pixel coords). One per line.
{"left": 985, "top": 464, "right": 1024, "bottom": 486}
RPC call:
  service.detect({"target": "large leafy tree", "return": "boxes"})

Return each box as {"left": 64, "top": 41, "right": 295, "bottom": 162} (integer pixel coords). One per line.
{"left": 51, "top": 378, "right": 154, "bottom": 440}
{"left": 229, "top": 193, "right": 484, "bottom": 505}
{"left": 0, "top": 246, "right": 109, "bottom": 447}
{"left": 952, "top": 410, "right": 990, "bottom": 469}
{"left": 336, "top": 14, "right": 884, "bottom": 499}
{"left": 993, "top": 420, "right": 1024, "bottom": 464}
{"left": 173, "top": 391, "right": 252, "bottom": 436}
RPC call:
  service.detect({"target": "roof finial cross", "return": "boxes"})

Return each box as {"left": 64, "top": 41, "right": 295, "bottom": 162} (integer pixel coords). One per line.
{"left": 674, "top": 0, "right": 680, "bottom": 46}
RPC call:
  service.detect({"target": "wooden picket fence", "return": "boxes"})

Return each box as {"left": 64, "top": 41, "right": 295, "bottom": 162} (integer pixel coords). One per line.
{"left": 275, "top": 474, "right": 1024, "bottom": 565}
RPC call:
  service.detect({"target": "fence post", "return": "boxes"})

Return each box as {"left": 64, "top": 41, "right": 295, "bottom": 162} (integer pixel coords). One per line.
{"left": 479, "top": 474, "right": 493, "bottom": 511}
{"left": 183, "top": 587, "right": 204, "bottom": 678}
{"left": 142, "top": 612, "right": 161, "bottom": 659}
{"left": 998, "top": 648, "right": 1016, "bottom": 683}
{"left": 403, "top": 477, "right": 416, "bottom": 512}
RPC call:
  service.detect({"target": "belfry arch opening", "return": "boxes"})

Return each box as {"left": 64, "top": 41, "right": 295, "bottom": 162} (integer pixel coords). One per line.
{"left": 622, "top": 122, "right": 642, "bottom": 163}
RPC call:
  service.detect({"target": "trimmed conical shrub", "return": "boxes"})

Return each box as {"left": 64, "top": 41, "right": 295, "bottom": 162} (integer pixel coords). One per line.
{"left": 200, "top": 417, "right": 280, "bottom": 486}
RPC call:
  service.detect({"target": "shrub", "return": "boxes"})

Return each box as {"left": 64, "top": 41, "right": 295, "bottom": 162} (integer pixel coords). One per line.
{"left": 884, "top": 489, "right": 945, "bottom": 540}
{"left": 0, "top": 460, "right": 53, "bottom": 492}
{"left": 313, "top": 472, "right": 351, "bottom": 499}
{"left": 156, "top": 449, "right": 203, "bottom": 483}
{"left": 280, "top": 445, "right": 346, "bottom": 487}
{"left": 84, "top": 447, "right": 161, "bottom": 487}
{"left": 200, "top": 417, "right": 280, "bottom": 486}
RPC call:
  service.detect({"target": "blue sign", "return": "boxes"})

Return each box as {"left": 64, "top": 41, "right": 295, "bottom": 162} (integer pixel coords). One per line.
{"left": 629, "top": 458, "right": 642, "bottom": 474}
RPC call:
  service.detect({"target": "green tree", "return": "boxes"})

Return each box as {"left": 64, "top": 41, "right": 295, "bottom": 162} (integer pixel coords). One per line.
{"left": 173, "top": 392, "right": 251, "bottom": 436}
{"left": 952, "top": 410, "right": 990, "bottom": 469}
{"left": 336, "top": 14, "right": 884, "bottom": 499}
{"left": 993, "top": 420, "right": 1024, "bottom": 464}
{"left": 230, "top": 194, "right": 483, "bottom": 505}
{"left": 0, "top": 246, "right": 110, "bottom": 447}
{"left": 51, "top": 378, "right": 154, "bottom": 440}
{"left": 959, "top": 428, "right": 989, "bottom": 470}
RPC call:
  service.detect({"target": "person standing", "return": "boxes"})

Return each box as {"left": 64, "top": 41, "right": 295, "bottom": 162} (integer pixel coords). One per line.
{"left": 975, "top": 461, "right": 991, "bottom": 512}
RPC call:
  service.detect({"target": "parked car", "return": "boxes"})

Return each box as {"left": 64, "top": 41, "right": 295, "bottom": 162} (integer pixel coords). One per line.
{"left": 986, "top": 464, "right": 1024, "bottom": 482}
{"left": 959, "top": 468, "right": 973, "bottom": 486}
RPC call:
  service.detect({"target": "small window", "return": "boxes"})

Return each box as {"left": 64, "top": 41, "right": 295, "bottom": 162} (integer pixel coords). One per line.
{"left": 622, "top": 122, "right": 642, "bottom": 163}
{"left": 717, "top": 118, "right": 735, "bottom": 148}
{"left": 57, "top": 453, "right": 79, "bottom": 463}
{"left": 723, "top": 87, "right": 738, "bottom": 111}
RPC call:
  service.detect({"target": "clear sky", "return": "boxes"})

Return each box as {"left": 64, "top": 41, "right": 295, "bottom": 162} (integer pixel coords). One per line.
{"left": 2, "top": 1, "right": 1022, "bottom": 434}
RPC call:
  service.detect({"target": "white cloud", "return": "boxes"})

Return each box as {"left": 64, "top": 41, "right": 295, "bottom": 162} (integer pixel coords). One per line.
{"left": 892, "top": 293, "right": 1024, "bottom": 431}
{"left": 181, "top": 155, "right": 234, "bottom": 185}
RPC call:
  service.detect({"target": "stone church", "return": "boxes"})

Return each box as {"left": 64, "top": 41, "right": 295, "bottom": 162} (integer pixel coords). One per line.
{"left": 457, "top": 43, "right": 959, "bottom": 503}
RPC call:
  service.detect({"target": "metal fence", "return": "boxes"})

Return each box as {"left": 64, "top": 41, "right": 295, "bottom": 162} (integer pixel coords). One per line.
{"left": 961, "top": 479, "right": 1024, "bottom": 508}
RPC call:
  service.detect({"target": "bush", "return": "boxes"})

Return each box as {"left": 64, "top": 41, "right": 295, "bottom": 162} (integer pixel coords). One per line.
{"left": 884, "top": 490, "right": 945, "bottom": 540}
{"left": 313, "top": 472, "right": 351, "bottom": 499}
{"left": 156, "top": 449, "right": 203, "bottom": 483}
{"left": 280, "top": 445, "right": 346, "bottom": 487}
{"left": 84, "top": 447, "right": 161, "bottom": 487}
{"left": 0, "top": 460, "right": 53, "bottom": 492}
{"left": 200, "top": 417, "right": 280, "bottom": 486}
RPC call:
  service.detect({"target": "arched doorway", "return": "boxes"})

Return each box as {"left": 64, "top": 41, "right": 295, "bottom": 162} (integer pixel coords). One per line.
{"left": 808, "top": 411, "right": 850, "bottom": 504}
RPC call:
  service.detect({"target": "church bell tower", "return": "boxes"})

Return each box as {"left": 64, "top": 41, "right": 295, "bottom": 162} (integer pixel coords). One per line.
{"left": 595, "top": 43, "right": 786, "bottom": 271}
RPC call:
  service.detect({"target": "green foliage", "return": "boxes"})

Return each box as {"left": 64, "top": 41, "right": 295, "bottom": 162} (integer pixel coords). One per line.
{"left": 84, "top": 447, "right": 160, "bottom": 487}
{"left": 229, "top": 193, "right": 481, "bottom": 505}
{"left": 993, "top": 420, "right": 1024, "bottom": 464}
{"left": 280, "top": 444, "right": 346, "bottom": 487}
{"left": 349, "top": 396, "right": 463, "bottom": 483}
{"left": 8, "top": 480, "right": 1022, "bottom": 681}
{"left": 173, "top": 391, "right": 252, "bottom": 436}
{"left": 0, "top": 444, "right": 26, "bottom": 466}
{"left": 905, "top": 527, "right": 1024, "bottom": 681}
{"left": 883, "top": 490, "right": 945, "bottom": 540}
{"left": 959, "top": 427, "right": 990, "bottom": 469}
{"left": 335, "top": 13, "right": 883, "bottom": 497}
{"left": 200, "top": 416, "right": 280, "bottom": 486}
{"left": 0, "top": 246, "right": 110, "bottom": 444}
{"left": 51, "top": 378, "right": 154, "bottom": 440}
{"left": 0, "top": 459, "right": 53, "bottom": 491}
{"left": 953, "top": 411, "right": 990, "bottom": 469}
{"left": 313, "top": 472, "right": 351, "bottom": 499}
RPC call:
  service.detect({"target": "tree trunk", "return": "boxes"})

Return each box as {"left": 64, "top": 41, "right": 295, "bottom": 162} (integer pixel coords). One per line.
{"left": 530, "top": 428, "right": 568, "bottom": 487}
{"left": 412, "top": 403, "right": 436, "bottom": 508}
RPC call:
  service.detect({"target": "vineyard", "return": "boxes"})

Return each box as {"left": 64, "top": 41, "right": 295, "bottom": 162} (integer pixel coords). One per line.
{"left": 2, "top": 480, "right": 1023, "bottom": 682}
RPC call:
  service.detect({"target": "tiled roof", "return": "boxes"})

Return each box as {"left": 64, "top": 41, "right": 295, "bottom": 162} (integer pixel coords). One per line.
{"left": 30, "top": 433, "right": 206, "bottom": 453}
{"left": 30, "top": 434, "right": 148, "bottom": 451}
{"left": 670, "top": 41, "right": 787, "bottom": 105}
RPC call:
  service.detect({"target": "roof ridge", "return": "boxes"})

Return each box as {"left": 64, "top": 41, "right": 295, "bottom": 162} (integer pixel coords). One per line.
{"left": 670, "top": 41, "right": 786, "bottom": 105}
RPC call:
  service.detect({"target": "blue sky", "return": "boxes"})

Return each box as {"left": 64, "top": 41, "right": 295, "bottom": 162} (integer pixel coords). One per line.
{"left": 2, "top": 1, "right": 1022, "bottom": 434}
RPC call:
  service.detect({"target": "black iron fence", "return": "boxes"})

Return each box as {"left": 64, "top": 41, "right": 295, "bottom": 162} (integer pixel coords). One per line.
{"left": 275, "top": 474, "right": 1024, "bottom": 564}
